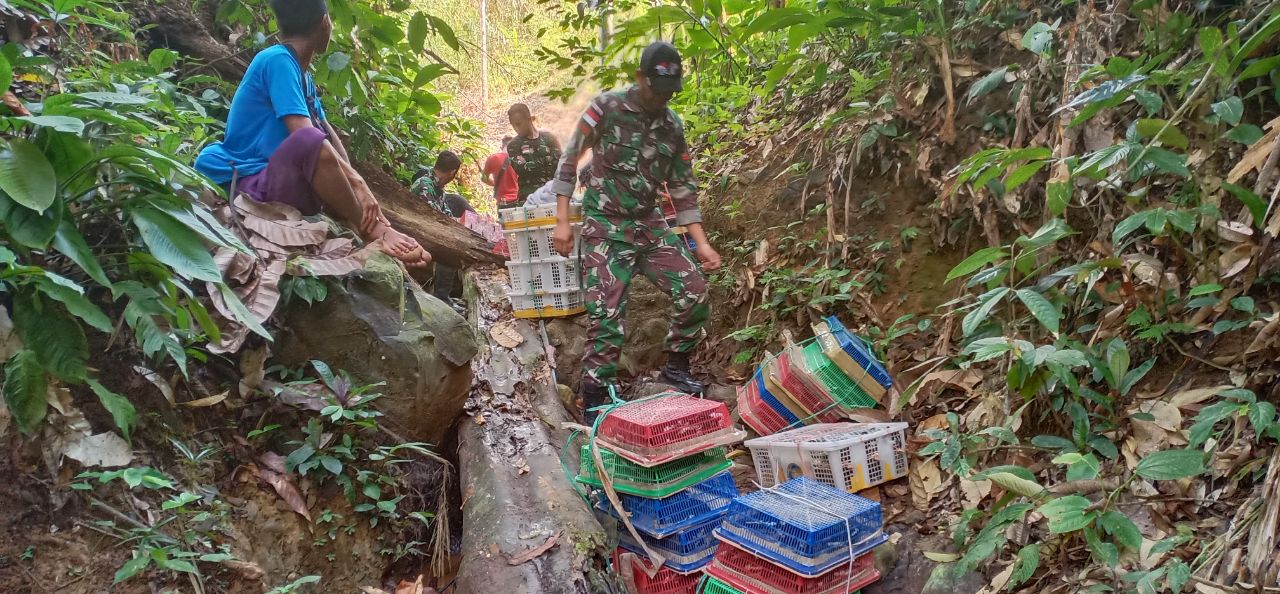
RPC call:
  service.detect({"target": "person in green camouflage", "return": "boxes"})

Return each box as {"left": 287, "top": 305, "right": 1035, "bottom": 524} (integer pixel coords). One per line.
{"left": 551, "top": 41, "right": 722, "bottom": 423}
{"left": 410, "top": 151, "right": 461, "bottom": 215}
{"left": 506, "top": 103, "right": 563, "bottom": 203}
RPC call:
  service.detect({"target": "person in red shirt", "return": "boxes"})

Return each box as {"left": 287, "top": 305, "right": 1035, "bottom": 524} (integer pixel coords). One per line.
{"left": 482, "top": 136, "right": 520, "bottom": 207}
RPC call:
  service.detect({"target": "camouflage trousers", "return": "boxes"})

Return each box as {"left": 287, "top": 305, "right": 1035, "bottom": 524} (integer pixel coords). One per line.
{"left": 581, "top": 230, "right": 711, "bottom": 387}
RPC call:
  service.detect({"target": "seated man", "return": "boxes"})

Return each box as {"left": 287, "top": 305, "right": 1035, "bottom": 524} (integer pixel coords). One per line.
{"left": 195, "top": 0, "right": 428, "bottom": 268}
{"left": 410, "top": 151, "right": 463, "bottom": 216}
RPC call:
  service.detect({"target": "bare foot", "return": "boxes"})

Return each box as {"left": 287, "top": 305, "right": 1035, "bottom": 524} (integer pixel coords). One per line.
{"left": 379, "top": 228, "right": 432, "bottom": 268}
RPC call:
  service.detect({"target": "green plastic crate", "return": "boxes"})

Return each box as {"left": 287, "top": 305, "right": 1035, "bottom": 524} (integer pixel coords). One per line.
{"left": 700, "top": 576, "right": 745, "bottom": 594}
{"left": 576, "top": 444, "right": 733, "bottom": 498}
{"left": 802, "top": 342, "right": 876, "bottom": 410}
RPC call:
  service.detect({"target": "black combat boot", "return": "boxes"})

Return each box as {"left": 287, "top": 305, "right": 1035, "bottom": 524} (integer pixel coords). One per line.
{"left": 579, "top": 382, "right": 611, "bottom": 427}
{"left": 660, "top": 352, "right": 703, "bottom": 395}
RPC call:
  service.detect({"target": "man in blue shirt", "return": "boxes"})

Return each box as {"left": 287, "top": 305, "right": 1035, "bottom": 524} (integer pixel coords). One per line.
{"left": 195, "top": 0, "right": 429, "bottom": 268}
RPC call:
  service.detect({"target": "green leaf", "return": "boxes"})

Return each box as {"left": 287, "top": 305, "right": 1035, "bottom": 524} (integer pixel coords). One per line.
{"left": 13, "top": 115, "right": 86, "bottom": 134}
{"left": 1021, "top": 22, "right": 1054, "bottom": 55}
{"left": 967, "top": 67, "right": 1008, "bottom": 105}
{"left": 13, "top": 291, "right": 87, "bottom": 381}
{"left": 113, "top": 553, "right": 151, "bottom": 584}
{"left": 1031, "top": 435, "right": 1074, "bottom": 450}
{"left": 0, "top": 138, "right": 57, "bottom": 212}
{"left": 217, "top": 284, "right": 272, "bottom": 341}
{"left": 1135, "top": 449, "right": 1205, "bottom": 480}
{"left": 34, "top": 276, "right": 110, "bottom": 333}
{"left": 1167, "top": 559, "right": 1191, "bottom": 593}
{"left": 1225, "top": 124, "right": 1264, "bottom": 145}
{"left": 1047, "top": 180, "right": 1070, "bottom": 215}
{"left": 326, "top": 52, "right": 351, "bottom": 71}
{"left": 1134, "top": 119, "right": 1189, "bottom": 149}
{"left": 1046, "top": 348, "right": 1088, "bottom": 367}
{"left": 1004, "top": 161, "right": 1049, "bottom": 191}
{"left": 77, "top": 91, "right": 152, "bottom": 106}
{"left": 363, "top": 483, "right": 382, "bottom": 500}
{"left": 962, "top": 287, "right": 1011, "bottom": 336}
{"left": 0, "top": 53, "right": 11, "bottom": 94}
{"left": 412, "top": 64, "right": 450, "bottom": 89}
{"left": 321, "top": 456, "right": 343, "bottom": 475}
{"left": 1239, "top": 54, "right": 1280, "bottom": 81}
{"left": 130, "top": 206, "right": 222, "bottom": 283}
{"left": 408, "top": 12, "right": 429, "bottom": 53}
{"left": 1249, "top": 401, "right": 1276, "bottom": 436}
{"left": 1015, "top": 289, "right": 1060, "bottom": 334}
{"left": 1132, "top": 89, "right": 1162, "bottom": 114}
{"left": 285, "top": 444, "right": 315, "bottom": 473}
{"left": 428, "top": 15, "right": 461, "bottom": 51}
{"left": 0, "top": 189, "right": 62, "bottom": 249}
{"left": 52, "top": 220, "right": 112, "bottom": 287}
{"left": 1120, "top": 358, "right": 1156, "bottom": 395}
{"left": 1099, "top": 510, "right": 1142, "bottom": 550}
{"left": 3, "top": 350, "right": 49, "bottom": 435}
{"left": 1140, "top": 147, "right": 1190, "bottom": 178}
{"left": 88, "top": 379, "right": 136, "bottom": 442}
{"left": 1211, "top": 96, "right": 1244, "bottom": 126}
{"left": 1222, "top": 183, "right": 1267, "bottom": 229}
{"left": 1038, "top": 495, "right": 1093, "bottom": 534}
{"left": 1189, "top": 283, "right": 1223, "bottom": 296}
{"left": 985, "top": 472, "right": 1045, "bottom": 499}
{"left": 946, "top": 246, "right": 1006, "bottom": 282}
{"left": 1009, "top": 544, "right": 1040, "bottom": 588}
{"left": 1106, "top": 339, "right": 1130, "bottom": 388}
{"left": 1198, "top": 26, "right": 1223, "bottom": 57}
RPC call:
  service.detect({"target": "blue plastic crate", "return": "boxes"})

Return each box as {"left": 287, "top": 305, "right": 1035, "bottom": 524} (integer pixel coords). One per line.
{"left": 599, "top": 471, "right": 737, "bottom": 538}
{"left": 755, "top": 374, "right": 802, "bottom": 426}
{"left": 715, "top": 477, "right": 885, "bottom": 577}
{"left": 824, "top": 316, "right": 893, "bottom": 389}
{"left": 618, "top": 514, "right": 722, "bottom": 574}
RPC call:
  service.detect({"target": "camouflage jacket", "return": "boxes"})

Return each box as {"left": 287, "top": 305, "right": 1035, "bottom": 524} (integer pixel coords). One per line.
{"left": 506, "top": 131, "right": 562, "bottom": 200}
{"left": 551, "top": 87, "right": 701, "bottom": 243}
{"left": 410, "top": 170, "right": 449, "bottom": 214}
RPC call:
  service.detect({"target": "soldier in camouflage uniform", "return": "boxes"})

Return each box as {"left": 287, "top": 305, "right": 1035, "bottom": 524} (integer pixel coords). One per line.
{"left": 551, "top": 41, "right": 722, "bottom": 423}
{"left": 410, "top": 151, "right": 461, "bottom": 215}
{"left": 410, "top": 151, "right": 469, "bottom": 304}
{"left": 507, "top": 103, "right": 563, "bottom": 204}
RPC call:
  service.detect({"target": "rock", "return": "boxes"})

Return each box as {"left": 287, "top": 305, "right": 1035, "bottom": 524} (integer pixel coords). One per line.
{"left": 277, "top": 253, "right": 478, "bottom": 444}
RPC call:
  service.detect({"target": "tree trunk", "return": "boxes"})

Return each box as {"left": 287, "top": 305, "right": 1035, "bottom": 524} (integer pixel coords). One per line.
{"left": 457, "top": 267, "right": 620, "bottom": 594}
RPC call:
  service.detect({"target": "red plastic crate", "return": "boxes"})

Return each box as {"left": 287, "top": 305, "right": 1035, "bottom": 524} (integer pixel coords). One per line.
{"left": 597, "top": 393, "right": 746, "bottom": 466}
{"left": 613, "top": 548, "right": 702, "bottom": 593}
{"left": 775, "top": 350, "right": 843, "bottom": 424}
{"left": 738, "top": 383, "right": 794, "bottom": 436}
{"left": 705, "top": 541, "right": 880, "bottom": 594}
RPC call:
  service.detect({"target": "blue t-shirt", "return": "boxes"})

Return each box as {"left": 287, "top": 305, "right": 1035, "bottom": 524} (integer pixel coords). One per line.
{"left": 196, "top": 45, "right": 327, "bottom": 184}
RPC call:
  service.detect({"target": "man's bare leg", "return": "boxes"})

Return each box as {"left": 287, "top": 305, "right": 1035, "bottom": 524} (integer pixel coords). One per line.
{"left": 310, "top": 143, "right": 430, "bottom": 267}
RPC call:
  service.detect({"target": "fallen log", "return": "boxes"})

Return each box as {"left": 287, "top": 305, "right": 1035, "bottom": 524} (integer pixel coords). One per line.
{"left": 354, "top": 161, "right": 505, "bottom": 268}
{"left": 457, "top": 266, "right": 621, "bottom": 594}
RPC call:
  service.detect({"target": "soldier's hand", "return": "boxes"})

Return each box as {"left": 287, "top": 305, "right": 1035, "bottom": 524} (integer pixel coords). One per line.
{"left": 695, "top": 244, "right": 722, "bottom": 272}
{"left": 553, "top": 220, "right": 575, "bottom": 257}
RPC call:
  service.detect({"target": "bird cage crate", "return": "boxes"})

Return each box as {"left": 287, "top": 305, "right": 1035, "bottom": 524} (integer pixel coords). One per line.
{"left": 705, "top": 540, "right": 880, "bottom": 594}
{"left": 577, "top": 444, "right": 733, "bottom": 498}
{"left": 774, "top": 348, "right": 844, "bottom": 424}
{"left": 715, "top": 477, "right": 885, "bottom": 577}
{"left": 598, "top": 471, "right": 737, "bottom": 538}
{"left": 612, "top": 548, "right": 704, "bottom": 593}
{"left": 813, "top": 317, "right": 892, "bottom": 402}
{"left": 745, "top": 422, "right": 909, "bottom": 492}
{"left": 595, "top": 393, "right": 745, "bottom": 466}
{"left": 617, "top": 514, "right": 723, "bottom": 574}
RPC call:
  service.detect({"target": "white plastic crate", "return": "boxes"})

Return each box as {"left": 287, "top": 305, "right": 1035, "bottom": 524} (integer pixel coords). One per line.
{"left": 507, "top": 287, "right": 585, "bottom": 319}
{"left": 746, "top": 422, "right": 909, "bottom": 492}
{"left": 499, "top": 202, "right": 582, "bottom": 229}
{"left": 504, "top": 223, "right": 582, "bottom": 262}
{"left": 506, "top": 257, "right": 582, "bottom": 293}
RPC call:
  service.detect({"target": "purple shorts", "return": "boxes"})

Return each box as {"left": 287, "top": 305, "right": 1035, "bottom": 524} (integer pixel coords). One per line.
{"left": 237, "top": 126, "right": 328, "bottom": 216}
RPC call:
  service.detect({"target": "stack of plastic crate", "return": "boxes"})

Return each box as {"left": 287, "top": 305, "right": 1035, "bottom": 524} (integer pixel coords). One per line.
{"left": 585, "top": 393, "right": 747, "bottom": 592}
{"left": 736, "top": 318, "right": 895, "bottom": 437}
{"left": 500, "top": 202, "right": 584, "bottom": 319}
{"left": 746, "top": 422, "right": 910, "bottom": 493}
{"left": 705, "top": 477, "right": 885, "bottom": 593}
